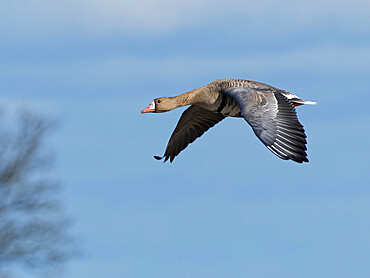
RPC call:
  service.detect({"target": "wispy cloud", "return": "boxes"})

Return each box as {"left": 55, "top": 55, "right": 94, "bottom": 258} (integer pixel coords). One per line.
{"left": 1, "top": 43, "right": 368, "bottom": 103}
{"left": 1, "top": 0, "right": 369, "bottom": 38}
{"left": 9, "top": 44, "right": 364, "bottom": 78}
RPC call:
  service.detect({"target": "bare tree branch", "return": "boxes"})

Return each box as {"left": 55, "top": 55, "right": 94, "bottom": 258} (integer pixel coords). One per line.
{"left": 0, "top": 110, "right": 76, "bottom": 277}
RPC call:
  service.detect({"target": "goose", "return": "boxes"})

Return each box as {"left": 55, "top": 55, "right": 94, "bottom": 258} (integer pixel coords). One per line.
{"left": 141, "top": 79, "right": 316, "bottom": 163}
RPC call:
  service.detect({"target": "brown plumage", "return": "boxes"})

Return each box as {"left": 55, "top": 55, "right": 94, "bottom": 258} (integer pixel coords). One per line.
{"left": 141, "top": 79, "right": 316, "bottom": 163}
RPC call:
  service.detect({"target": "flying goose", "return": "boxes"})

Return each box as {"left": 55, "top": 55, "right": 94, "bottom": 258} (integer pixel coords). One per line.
{"left": 141, "top": 79, "right": 316, "bottom": 163}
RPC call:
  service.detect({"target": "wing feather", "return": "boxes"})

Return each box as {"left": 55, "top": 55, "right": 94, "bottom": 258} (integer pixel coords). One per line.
{"left": 224, "top": 87, "right": 309, "bottom": 163}
{"left": 156, "top": 105, "right": 225, "bottom": 162}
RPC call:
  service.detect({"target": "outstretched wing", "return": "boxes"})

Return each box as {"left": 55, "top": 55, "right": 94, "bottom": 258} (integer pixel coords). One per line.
{"left": 224, "top": 87, "right": 309, "bottom": 163}
{"left": 155, "top": 105, "right": 225, "bottom": 162}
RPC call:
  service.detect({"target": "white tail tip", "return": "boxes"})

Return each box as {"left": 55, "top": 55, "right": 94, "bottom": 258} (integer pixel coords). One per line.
{"left": 304, "top": 100, "right": 317, "bottom": 105}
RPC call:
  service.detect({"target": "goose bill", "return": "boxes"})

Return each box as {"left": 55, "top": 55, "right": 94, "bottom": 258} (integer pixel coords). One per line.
{"left": 141, "top": 101, "right": 155, "bottom": 113}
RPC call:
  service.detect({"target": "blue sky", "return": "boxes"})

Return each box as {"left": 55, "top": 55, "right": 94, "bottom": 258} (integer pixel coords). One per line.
{"left": 1, "top": 1, "right": 370, "bottom": 277}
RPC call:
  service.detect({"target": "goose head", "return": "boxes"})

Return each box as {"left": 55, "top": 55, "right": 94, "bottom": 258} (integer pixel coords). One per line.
{"left": 141, "top": 97, "right": 178, "bottom": 113}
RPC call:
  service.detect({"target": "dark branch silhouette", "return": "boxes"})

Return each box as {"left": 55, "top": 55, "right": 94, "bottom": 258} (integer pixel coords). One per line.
{"left": 0, "top": 111, "right": 76, "bottom": 277}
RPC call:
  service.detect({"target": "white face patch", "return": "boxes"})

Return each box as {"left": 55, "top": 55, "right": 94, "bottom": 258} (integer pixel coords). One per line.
{"left": 149, "top": 100, "right": 155, "bottom": 111}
